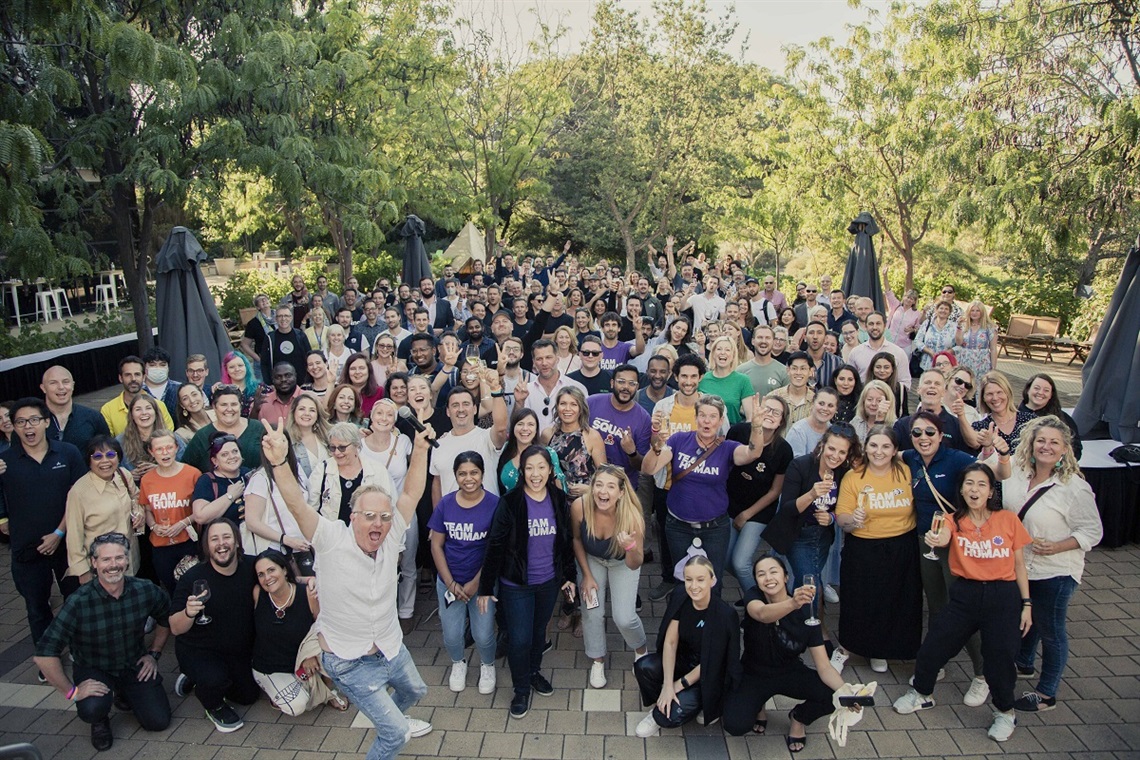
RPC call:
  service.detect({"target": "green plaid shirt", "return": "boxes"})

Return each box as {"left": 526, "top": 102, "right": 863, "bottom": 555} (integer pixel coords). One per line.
{"left": 36, "top": 577, "right": 170, "bottom": 674}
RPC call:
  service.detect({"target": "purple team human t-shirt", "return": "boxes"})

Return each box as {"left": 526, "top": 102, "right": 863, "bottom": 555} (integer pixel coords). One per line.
{"left": 587, "top": 393, "right": 652, "bottom": 486}
{"left": 525, "top": 493, "right": 557, "bottom": 585}
{"left": 666, "top": 431, "right": 742, "bottom": 523}
{"left": 427, "top": 490, "right": 499, "bottom": 585}
{"left": 599, "top": 341, "right": 632, "bottom": 372}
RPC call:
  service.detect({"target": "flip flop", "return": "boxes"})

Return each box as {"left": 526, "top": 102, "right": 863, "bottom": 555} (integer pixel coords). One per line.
{"left": 752, "top": 718, "right": 767, "bottom": 735}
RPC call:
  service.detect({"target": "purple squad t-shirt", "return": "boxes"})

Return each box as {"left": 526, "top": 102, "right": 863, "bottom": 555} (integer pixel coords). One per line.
{"left": 666, "top": 431, "right": 742, "bottom": 523}
{"left": 427, "top": 490, "right": 499, "bottom": 585}
{"left": 587, "top": 394, "right": 652, "bottom": 487}
{"left": 599, "top": 341, "right": 632, "bottom": 372}
{"left": 525, "top": 493, "right": 557, "bottom": 585}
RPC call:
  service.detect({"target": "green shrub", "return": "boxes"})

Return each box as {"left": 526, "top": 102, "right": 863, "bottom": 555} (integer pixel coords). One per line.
{"left": 214, "top": 270, "right": 292, "bottom": 322}
{"left": 0, "top": 311, "right": 135, "bottom": 360}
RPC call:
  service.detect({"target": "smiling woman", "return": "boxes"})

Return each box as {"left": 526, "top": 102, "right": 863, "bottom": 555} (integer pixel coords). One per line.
{"left": 64, "top": 435, "right": 140, "bottom": 582}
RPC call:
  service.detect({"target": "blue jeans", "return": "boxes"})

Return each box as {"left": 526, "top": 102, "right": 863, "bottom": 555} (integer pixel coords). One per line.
{"left": 1017, "top": 575, "right": 1078, "bottom": 698}
{"left": 822, "top": 525, "right": 843, "bottom": 587}
{"left": 436, "top": 577, "right": 496, "bottom": 665}
{"left": 498, "top": 578, "right": 560, "bottom": 694}
{"left": 726, "top": 521, "right": 765, "bottom": 593}
{"left": 665, "top": 513, "right": 730, "bottom": 595}
{"left": 322, "top": 646, "right": 428, "bottom": 760}
{"left": 787, "top": 523, "right": 834, "bottom": 591}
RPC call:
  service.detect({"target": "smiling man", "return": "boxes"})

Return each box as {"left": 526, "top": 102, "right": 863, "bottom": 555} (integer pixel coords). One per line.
{"left": 169, "top": 518, "right": 258, "bottom": 734}
{"left": 34, "top": 532, "right": 172, "bottom": 751}
{"left": 42, "top": 365, "right": 110, "bottom": 450}
{"left": 430, "top": 383, "right": 508, "bottom": 502}
{"left": 101, "top": 356, "right": 174, "bottom": 436}
{"left": 587, "top": 365, "right": 652, "bottom": 488}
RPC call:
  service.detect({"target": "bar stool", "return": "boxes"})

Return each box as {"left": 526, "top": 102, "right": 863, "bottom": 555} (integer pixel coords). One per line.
{"left": 35, "top": 290, "right": 61, "bottom": 321}
{"left": 94, "top": 283, "right": 118, "bottom": 313}
{"left": 49, "top": 287, "right": 73, "bottom": 318}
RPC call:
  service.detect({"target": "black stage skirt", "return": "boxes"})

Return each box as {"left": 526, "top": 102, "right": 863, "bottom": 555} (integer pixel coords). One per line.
{"left": 838, "top": 531, "right": 922, "bottom": 660}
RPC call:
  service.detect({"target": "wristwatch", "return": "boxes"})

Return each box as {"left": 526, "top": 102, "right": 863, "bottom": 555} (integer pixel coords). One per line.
{"left": 148, "top": 650, "right": 162, "bottom": 660}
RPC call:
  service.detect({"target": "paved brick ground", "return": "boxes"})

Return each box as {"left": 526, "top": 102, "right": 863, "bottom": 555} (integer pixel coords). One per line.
{"left": 0, "top": 538, "right": 1136, "bottom": 760}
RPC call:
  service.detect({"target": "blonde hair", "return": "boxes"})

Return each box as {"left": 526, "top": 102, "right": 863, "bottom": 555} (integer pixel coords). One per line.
{"left": 976, "top": 371, "right": 1016, "bottom": 416}
{"left": 653, "top": 343, "right": 679, "bottom": 365}
{"left": 581, "top": 465, "right": 645, "bottom": 558}
{"left": 1012, "top": 415, "right": 1083, "bottom": 483}
{"left": 719, "top": 322, "right": 750, "bottom": 365}
{"left": 964, "top": 300, "right": 993, "bottom": 332}
{"left": 287, "top": 392, "right": 330, "bottom": 446}
{"left": 707, "top": 335, "right": 740, "bottom": 370}
{"left": 552, "top": 325, "right": 578, "bottom": 355}
{"left": 855, "top": 380, "right": 898, "bottom": 426}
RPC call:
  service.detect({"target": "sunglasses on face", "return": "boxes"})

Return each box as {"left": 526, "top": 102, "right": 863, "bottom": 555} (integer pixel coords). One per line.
{"left": 90, "top": 450, "right": 119, "bottom": 460}
{"left": 352, "top": 511, "right": 393, "bottom": 523}
{"left": 953, "top": 377, "right": 973, "bottom": 392}
{"left": 329, "top": 444, "right": 352, "bottom": 454}
{"left": 941, "top": 289, "right": 955, "bottom": 295}
{"left": 911, "top": 428, "right": 940, "bottom": 438}
{"left": 579, "top": 349, "right": 601, "bottom": 357}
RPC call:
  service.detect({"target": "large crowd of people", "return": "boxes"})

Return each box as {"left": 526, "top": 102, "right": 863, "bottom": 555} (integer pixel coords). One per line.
{"left": 0, "top": 240, "right": 1103, "bottom": 757}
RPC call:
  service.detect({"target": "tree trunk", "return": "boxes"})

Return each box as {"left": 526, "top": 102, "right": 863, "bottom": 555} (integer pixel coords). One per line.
{"left": 108, "top": 180, "right": 154, "bottom": 353}
{"left": 484, "top": 224, "right": 497, "bottom": 267}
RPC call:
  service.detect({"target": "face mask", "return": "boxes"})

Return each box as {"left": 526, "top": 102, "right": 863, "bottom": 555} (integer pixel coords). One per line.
{"left": 446, "top": 286, "right": 456, "bottom": 296}
{"left": 147, "top": 367, "right": 169, "bottom": 384}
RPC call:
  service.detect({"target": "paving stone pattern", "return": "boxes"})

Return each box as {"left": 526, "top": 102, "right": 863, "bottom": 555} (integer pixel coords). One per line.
{"left": 0, "top": 540, "right": 1136, "bottom": 760}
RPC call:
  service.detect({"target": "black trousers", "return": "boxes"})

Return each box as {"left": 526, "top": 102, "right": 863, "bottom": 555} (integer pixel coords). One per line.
{"left": 723, "top": 665, "right": 836, "bottom": 736}
{"left": 73, "top": 663, "right": 171, "bottom": 731}
{"left": 11, "top": 552, "right": 77, "bottom": 644}
{"left": 633, "top": 653, "right": 702, "bottom": 728}
{"left": 652, "top": 486, "right": 675, "bottom": 583}
{"left": 175, "top": 642, "right": 259, "bottom": 712}
{"left": 913, "top": 578, "right": 1021, "bottom": 712}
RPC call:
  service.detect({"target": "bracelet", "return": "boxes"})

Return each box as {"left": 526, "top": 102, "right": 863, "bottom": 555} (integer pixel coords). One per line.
{"left": 66, "top": 685, "right": 77, "bottom": 701}
{"left": 679, "top": 676, "right": 690, "bottom": 689}
{"left": 1022, "top": 601, "right": 1032, "bottom": 607}
{"left": 622, "top": 541, "right": 637, "bottom": 552}
{"left": 1021, "top": 598, "right": 1032, "bottom": 604}
{"left": 53, "top": 528, "right": 65, "bottom": 539}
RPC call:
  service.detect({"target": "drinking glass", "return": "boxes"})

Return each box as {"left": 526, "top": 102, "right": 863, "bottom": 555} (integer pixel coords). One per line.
{"left": 192, "top": 579, "right": 212, "bottom": 625}
{"left": 803, "top": 574, "right": 821, "bottom": 626}
{"left": 924, "top": 512, "right": 945, "bottom": 561}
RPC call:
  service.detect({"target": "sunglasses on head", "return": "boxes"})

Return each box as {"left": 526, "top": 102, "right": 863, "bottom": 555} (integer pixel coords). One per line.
{"left": 911, "top": 428, "right": 940, "bottom": 438}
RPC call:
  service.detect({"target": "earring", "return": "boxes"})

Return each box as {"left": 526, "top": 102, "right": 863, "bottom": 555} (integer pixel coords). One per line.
{"left": 1055, "top": 460, "right": 1063, "bottom": 470}
{"left": 1029, "top": 456, "right": 1036, "bottom": 464}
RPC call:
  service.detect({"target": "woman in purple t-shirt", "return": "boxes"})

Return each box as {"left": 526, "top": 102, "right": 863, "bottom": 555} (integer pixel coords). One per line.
{"left": 429, "top": 452, "right": 499, "bottom": 696}
{"left": 478, "top": 446, "right": 577, "bottom": 720}
{"left": 641, "top": 394, "right": 767, "bottom": 594}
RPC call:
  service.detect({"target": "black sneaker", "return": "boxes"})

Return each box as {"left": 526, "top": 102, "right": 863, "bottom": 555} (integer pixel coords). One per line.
{"left": 542, "top": 639, "right": 553, "bottom": 655}
{"left": 1014, "top": 692, "right": 1056, "bottom": 712}
{"left": 1016, "top": 665, "right": 1036, "bottom": 679}
{"left": 635, "top": 594, "right": 643, "bottom": 612}
{"left": 509, "top": 690, "right": 531, "bottom": 719}
{"left": 648, "top": 580, "right": 677, "bottom": 602}
{"left": 113, "top": 692, "right": 132, "bottom": 712}
{"left": 206, "top": 702, "right": 244, "bottom": 733}
{"left": 91, "top": 718, "right": 113, "bottom": 751}
{"left": 174, "top": 673, "right": 194, "bottom": 697}
{"left": 530, "top": 672, "right": 554, "bottom": 696}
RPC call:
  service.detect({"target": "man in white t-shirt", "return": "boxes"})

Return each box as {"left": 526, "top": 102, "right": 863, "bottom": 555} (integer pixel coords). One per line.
{"left": 263, "top": 421, "right": 435, "bottom": 758}
{"left": 430, "top": 382, "right": 508, "bottom": 502}
{"left": 515, "top": 340, "right": 586, "bottom": 433}
{"left": 680, "top": 274, "right": 726, "bottom": 332}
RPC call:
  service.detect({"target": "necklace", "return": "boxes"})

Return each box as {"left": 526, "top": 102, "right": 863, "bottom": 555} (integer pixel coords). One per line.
{"left": 269, "top": 583, "right": 295, "bottom": 619}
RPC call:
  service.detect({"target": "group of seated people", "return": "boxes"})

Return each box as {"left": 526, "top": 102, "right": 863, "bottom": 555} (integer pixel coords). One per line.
{"left": 0, "top": 247, "right": 1103, "bottom": 757}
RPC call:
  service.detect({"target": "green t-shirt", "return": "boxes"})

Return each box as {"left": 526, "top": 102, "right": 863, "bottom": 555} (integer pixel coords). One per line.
{"left": 737, "top": 359, "right": 789, "bottom": 396}
{"left": 698, "top": 371, "right": 755, "bottom": 424}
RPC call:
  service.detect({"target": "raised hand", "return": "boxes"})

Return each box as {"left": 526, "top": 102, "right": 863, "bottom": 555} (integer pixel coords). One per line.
{"left": 620, "top": 428, "right": 637, "bottom": 455}
{"left": 261, "top": 417, "right": 290, "bottom": 463}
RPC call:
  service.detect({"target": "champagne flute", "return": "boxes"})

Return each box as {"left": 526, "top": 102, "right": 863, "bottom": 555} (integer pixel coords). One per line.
{"left": 192, "top": 579, "right": 212, "bottom": 625}
{"left": 815, "top": 469, "right": 834, "bottom": 513}
{"left": 803, "top": 574, "right": 821, "bottom": 626}
{"left": 924, "top": 512, "right": 945, "bottom": 561}
{"left": 130, "top": 502, "right": 146, "bottom": 537}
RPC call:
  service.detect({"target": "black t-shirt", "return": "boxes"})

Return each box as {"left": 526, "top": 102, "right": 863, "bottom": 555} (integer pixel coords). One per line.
{"left": 172, "top": 556, "right": 256, "bottom": 656}
{"left": 268, "top": 329, "right": 309, "bottom": 381}
{"left": 545, "top": 313, "right": 574, "bottom": 333}
{"left": 251, "top": 585, "right": 315, "bottom": 674}
{"left": 512, "top": 319, "right": 533, "bottom": 339}
{"left": 191, "top": 470, "right": 250, "bottom": 525}
{"left": 243, "top": 315, "right": 270, "bottom": 355}
{"left": 740, "top": 587, "right": 823, "bottom": 675}
{"left": 725, "top": 425, "right": 794, "bottom": 523}
{"left": 567, "top": 369, "right": 613, "bottom": 397}
{"left": 673, "top": 599, "right": 707, "bottom": 674}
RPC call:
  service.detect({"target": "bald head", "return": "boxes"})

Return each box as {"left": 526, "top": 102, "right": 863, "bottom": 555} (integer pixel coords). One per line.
{"left": 41, "top": 365, "right": 75, "bottom": 409}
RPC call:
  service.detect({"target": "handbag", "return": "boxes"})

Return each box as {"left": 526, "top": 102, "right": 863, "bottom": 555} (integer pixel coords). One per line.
{"left": 268, "top": 489, "right": 316, "bottom": 577}
{"left": 1018, "top": 484, "right": 1055, "bottom": 521}
{"left": 909, "top": 318, "right": 930, "bottom": 378}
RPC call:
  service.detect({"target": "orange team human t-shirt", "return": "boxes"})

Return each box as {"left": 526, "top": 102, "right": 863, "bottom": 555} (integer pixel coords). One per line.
{"left": 138, "top": 464, "right": 202, "bottom": 547}
{"left": 835, "top": 467, "right": 915, "bottom": 539}
{"left": 946, "top": 509, "right": 1031, "bottom": 582}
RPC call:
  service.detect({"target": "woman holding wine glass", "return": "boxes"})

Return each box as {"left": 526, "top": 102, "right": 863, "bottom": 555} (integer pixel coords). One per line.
{"left": 902, "top": 411, "right": 1011, "bottom": 707}
{"left": 723, "top": 555, "right": 846, "bottom": 750}
{"left": 894, "top": 463, "right": 1033, "bottom": 743}
{"left": 834, "top": 426, "right": 920, "bottom": 674}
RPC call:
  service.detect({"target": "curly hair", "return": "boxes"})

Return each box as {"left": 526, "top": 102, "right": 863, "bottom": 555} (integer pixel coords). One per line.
{"left": 1012, "top": 415, "right": 1083, "bottom": 483}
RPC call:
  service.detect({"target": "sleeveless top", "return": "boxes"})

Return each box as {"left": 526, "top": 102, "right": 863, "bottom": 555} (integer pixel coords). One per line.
{"left": 549, "top": 429, "right": 595, "bottom": 486}
{"left": 251, "top": 584, "right": 315, "bottom": 674}
{"left": 579, "top": 521, "right": 617, "bottom": 560}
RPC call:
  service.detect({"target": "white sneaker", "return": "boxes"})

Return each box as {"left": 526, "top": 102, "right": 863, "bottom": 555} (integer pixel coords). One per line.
{"left": 635, "top": 713, "right": 661, "bottom": 738}
{"left": 478, "top": 664, "right": 496, "bottom": 694}
{"left": 404, "top": 716, "right": 432, "bottom": 739}
{"left": 823, "top": 584, "right": 839, "bottom": 604}
{"left": 964, "top": 676, "right": 990, "bottom": 707}
{"left": 988, "top": 710, "right": 1016, "bottom": 742}
{"left": 589, "top": 661, "right": 607, "bottom": 689}
{"left": 870, "top": 658, "right": 889, "bottom": 673}
{"left": 829, "top": 648, "right": 849, "bottom": 675}
{"left": 448, "top": 661, "right": 467, "bottom": 693}
{"left": 892, "top": 688, "right": 935, "bottom": 714}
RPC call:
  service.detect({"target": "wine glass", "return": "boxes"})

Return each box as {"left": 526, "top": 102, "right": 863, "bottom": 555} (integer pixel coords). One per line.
{"left": 924, "top": 512, "right": 945, "bottom": 561}
{"left": 130, "top": 503, "right": 146, "bottom": 537}
{"left": 803, "top": 574, "right": 821, "bottom": 626}
{"left": 192, "top": 579, "right": 212, "bottom": 625}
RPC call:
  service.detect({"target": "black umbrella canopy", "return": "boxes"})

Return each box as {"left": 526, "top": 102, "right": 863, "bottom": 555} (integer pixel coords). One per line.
{"left": 155, "top": 227, "right": 232, "bottom": 389}
{"left": 399, "top": 214, "right": 432, "bottom": 287}
{"left": 841, "top": 212, "right": 886, "bottom": 313}
{"left": 1073, "top": 235, "right": 1140, "bottom": 443}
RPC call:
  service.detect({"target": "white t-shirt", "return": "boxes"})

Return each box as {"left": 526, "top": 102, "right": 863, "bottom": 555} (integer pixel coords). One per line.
{"left": 359, "top": 432, "right": 413, "bottom": 495}
{"left": 689, "top": 294, "right": 725, "bottom": 332}
{"left": 245, "top": 468, "right": 308, "bottom": 551}
{"left": 312, "top": 512, "right": 406, "bottom": 659}
{"left": 429, "top": 426, "right": 503, "bottom": 497}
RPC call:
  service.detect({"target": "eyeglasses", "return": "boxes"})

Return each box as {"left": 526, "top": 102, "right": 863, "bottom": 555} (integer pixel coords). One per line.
{"left": 329, "top": 444, "right": 352, "bottom": 453}
{"left": 579, "top": 349, "right": 601, "bottom": 357}
{"left": 90, "top": 450, "right": 119, "bottom": 460}
{"left": 12, "top": 416, "right": 47, "bottom": 428}
{"left": 351, "top": 511, "right": 392, "bottom": 523}
{"left": 953, "top": 377, "right": 973, "bottom": 392}
{"left": 911, "top": 428, "right": 940, "bottom": 438}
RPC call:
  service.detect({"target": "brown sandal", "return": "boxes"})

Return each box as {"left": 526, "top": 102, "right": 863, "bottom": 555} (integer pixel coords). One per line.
{"left": 326, "top": 692, "right": 350, "bottom": 711}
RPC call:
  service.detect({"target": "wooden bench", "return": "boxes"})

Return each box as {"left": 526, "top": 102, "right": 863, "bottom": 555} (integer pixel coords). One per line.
{"left": 228, "top": 306, "right": 259, "bottom": 347}
{"left": 998, "top": 314, "right": 1061, "bottom": 362}
{"left": 1056, "top": 321, "right": 1100, "bottom": 365}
